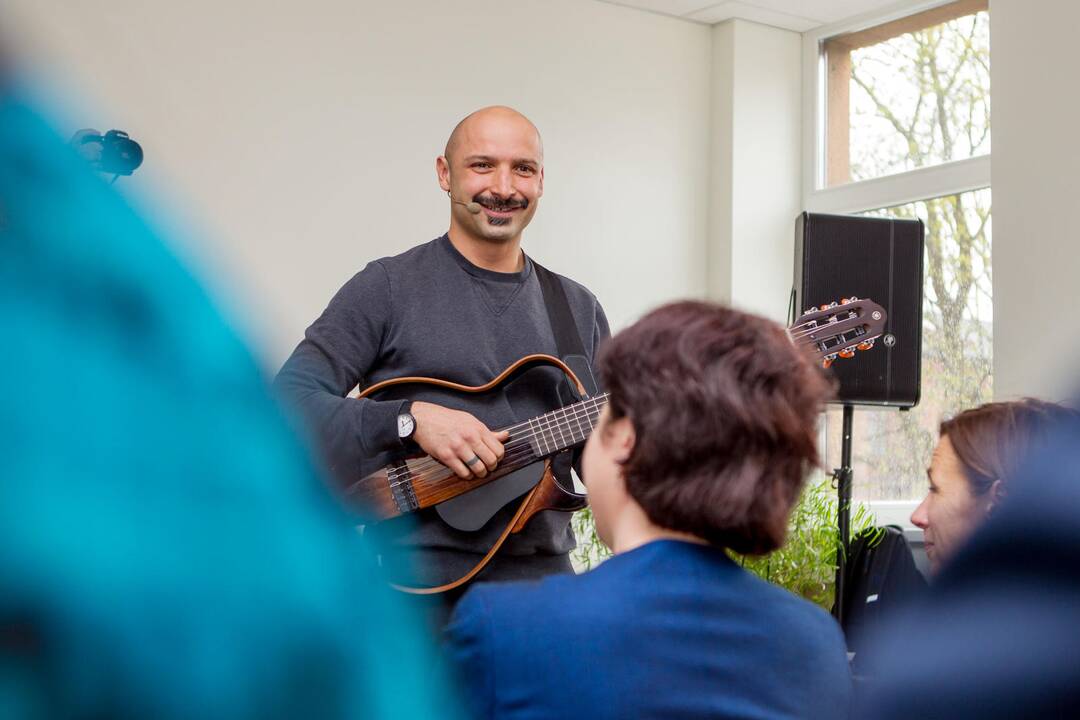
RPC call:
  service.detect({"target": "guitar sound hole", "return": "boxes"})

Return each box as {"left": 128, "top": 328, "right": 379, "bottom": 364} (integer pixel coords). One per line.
{"left": 550, "top": 453, "right": 584, "bottom": 495}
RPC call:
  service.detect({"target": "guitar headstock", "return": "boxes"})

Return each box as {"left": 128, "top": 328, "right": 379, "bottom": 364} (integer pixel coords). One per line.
{"left": 789, "top": 297, "right": 888, "bottom": 368}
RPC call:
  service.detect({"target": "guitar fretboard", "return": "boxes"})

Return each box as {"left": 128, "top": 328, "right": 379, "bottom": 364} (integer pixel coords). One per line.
{"left": 512, "top": 393, "right": 609, "bottom": 459}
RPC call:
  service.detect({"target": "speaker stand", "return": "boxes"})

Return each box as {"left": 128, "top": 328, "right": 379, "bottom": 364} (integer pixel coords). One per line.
{"left": 832, "top": 403, "right": 854, "bottom": 624}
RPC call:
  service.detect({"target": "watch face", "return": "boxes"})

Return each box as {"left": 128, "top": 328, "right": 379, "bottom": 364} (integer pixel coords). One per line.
{"left": 397, "top": 413, "right": 415, "bottom": 439}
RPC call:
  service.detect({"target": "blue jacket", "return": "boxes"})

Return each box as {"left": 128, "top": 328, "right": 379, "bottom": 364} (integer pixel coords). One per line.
{"left": 446, "top": 539, "right": 852, "bottom": 720}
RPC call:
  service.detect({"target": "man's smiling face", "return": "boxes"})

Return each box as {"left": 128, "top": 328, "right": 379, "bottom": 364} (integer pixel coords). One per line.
{"left": 437, "top": 107, "right": 544, "bottom": 246}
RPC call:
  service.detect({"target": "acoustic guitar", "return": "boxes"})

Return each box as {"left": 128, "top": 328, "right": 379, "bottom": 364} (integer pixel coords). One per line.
{"left": 347, "top": 297, "right": 886, "bottom": 593}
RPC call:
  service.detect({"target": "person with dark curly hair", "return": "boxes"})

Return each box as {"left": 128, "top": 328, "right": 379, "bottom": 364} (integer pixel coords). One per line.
{"left": 444, "top": 301, "right": 852, "bottom": 720}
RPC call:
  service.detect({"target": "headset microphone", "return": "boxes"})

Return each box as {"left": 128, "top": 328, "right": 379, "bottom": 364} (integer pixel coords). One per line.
{"left": 451, "top": 197, "right": 483, "bottom": 215}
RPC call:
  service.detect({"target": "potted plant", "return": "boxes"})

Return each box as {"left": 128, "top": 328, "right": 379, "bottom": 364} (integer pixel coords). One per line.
{"left": 572, "top": 475, "right": 877, "bottom": 612}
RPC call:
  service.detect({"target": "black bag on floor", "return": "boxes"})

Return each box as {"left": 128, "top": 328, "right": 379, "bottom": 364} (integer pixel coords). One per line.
{"left": 838, "top": 525, "right": 928, "bottom": 675}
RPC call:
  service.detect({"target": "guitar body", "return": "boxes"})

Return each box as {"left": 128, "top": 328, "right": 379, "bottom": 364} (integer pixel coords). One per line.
{"left": 508, "top": 461, "right": 590, "bottom": 533}
{"left": 436, "top": 460, "right": 547, "bottom": 531}
{"left": 348, "top": 354, "right": 591, "bottom": 534}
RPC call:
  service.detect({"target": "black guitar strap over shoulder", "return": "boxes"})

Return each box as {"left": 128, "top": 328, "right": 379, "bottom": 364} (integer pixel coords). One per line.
{"left": 531, "top": 259, "right": 598, "bottom": 398}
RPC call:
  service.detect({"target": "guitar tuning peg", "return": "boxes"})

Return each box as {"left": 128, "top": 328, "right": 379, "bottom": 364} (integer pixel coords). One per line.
{"left": 819, "top": 304, "right": 830, "bottom": 311}
{"left": 822, "top": 357, "right": 834, "bottom": 369}
{"left": 857, "top": 340, "right": 874, "bottom": 351}
{"left": 838, "top": 348, "right": 855, "bottom": 359}
{"left": 829, "top": 301, "right": 839, "bottom": 308}
{"left": 841, "top": 297, "right": 851, "bottom": 304}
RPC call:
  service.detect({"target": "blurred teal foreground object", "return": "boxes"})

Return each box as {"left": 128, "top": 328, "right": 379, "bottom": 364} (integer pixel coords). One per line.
{"left": 0, "top": 87, "right": 458, "bottom": 719}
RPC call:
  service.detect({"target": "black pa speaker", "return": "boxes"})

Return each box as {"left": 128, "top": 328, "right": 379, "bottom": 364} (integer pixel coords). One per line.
{"left": 794, "top": 212, "right": 924, "bottom": 407}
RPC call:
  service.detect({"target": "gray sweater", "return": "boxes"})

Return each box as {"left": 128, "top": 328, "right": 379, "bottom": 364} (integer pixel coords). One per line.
{"left": 275, "top": 235, "right": 609, "bottom": 585}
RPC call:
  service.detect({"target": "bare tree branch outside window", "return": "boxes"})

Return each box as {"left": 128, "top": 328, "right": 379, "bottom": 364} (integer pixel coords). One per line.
{"left": 825, "top": 9, "right": 992, "bottom": 501}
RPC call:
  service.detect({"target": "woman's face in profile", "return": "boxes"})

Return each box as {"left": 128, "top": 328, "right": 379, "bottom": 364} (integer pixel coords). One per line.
{"left": 910, "top": 435, "right": 992, "bottom": 575}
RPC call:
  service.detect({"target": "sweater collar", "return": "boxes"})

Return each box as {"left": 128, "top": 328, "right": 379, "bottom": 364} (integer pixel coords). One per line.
{"left": 437, "top": 234, "right": 532, "bottom": 284}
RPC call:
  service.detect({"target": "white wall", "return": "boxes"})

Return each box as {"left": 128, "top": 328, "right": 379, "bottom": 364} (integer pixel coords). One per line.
{"left": 13, "top": 0, "right": 1070, "bottom": 406}
{"left": 709, "top": 20, "right": 802, "bottom": 322}
{"left": 3, "top": 0, "right": 711, "bottom": 367}
{"left": 991, "top": 0, "right": 1080, "bottom": 403}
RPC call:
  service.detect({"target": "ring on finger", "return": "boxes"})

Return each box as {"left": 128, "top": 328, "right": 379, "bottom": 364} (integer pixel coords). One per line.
{"left": 465, "top": 455, "right": 482, "bottom": 467}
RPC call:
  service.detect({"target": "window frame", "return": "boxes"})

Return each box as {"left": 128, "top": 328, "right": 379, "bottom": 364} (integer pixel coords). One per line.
{"left": 800, "top": 0, "right": 993, "bottom": 526}
{"left": 802, "top": 0, "right": 993, "bottom": 210}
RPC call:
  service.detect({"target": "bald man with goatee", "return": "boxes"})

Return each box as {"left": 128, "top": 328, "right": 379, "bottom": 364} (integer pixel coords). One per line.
{"left": 276, "top": 106, "right": 609, "bottom": 628}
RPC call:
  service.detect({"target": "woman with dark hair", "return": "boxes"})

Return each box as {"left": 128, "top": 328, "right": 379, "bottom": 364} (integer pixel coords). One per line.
{"left": 912, "top": 398, "right": 1077, "bottom": 575}
{"left": 445, "top": 301, "right": 852, "bottom": 720}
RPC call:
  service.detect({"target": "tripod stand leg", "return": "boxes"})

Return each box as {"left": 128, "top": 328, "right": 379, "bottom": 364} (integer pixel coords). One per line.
{"left": 833, "top": 404, "right": 854, "bottom": 624}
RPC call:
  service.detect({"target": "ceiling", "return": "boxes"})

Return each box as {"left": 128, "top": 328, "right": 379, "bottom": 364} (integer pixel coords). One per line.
{"left": 591, "top": 0, "right": 909, "bottom": 31}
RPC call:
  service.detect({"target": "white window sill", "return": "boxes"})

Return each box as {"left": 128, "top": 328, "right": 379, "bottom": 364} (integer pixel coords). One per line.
{"left": 865, "top": 499, "right": 921, "bottom": 533}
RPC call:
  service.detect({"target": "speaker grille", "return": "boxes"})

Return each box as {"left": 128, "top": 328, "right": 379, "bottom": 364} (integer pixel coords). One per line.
{"left": 794, "top": 212, "right": 924, "bottom": 407}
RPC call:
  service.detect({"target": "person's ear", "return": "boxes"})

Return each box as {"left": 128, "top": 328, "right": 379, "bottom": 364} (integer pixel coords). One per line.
{"left": 436, "top": 155, "right": 451, "bottom": 192}
{"left": 986, "top": 479, "right": 1007, "bottom": 517}
{"left": 608, "top": 416, "right": 635, "bottom": 464}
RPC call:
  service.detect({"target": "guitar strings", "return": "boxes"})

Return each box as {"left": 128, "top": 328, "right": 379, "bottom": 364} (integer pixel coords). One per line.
{"left": 786, "top": 303, "right": 880, "bottom": 341}
{"left": 786, "top": 315, "right": 866, "bottom": 340}
{"left": 406, "top": 443, "right": 570, "bottom": 502}
{"left": 390, "top": 427, "right": 592, "bottom": 499}
{"left": 381, "top": 400, "right": 608, "bottom": 491}
{"left": 404, "top": 435, "right": 593, "bottom": 501}
{"left": 385, "top": 400, "right": 606, "bottom": 489}
{"left": 787, "top": 322, "right": 865, "bottom": 341}
{"left": 373, "top": 409, "right": 604, "bottom": 497}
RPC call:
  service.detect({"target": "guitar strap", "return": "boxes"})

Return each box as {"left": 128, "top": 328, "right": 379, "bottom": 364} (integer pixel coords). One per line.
{"left": 531, "top": 259, "right": 598, "bottom": 398}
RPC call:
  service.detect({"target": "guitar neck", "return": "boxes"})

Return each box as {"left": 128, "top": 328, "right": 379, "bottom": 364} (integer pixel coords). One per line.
{"left": 351, "top": 393, "right": 610, "bottom": 519}
{"left": 418, "top": 392, "right": 610, "bottom": 503}
{"left": 503, "top": 393, "right": 610, "bottom": 465}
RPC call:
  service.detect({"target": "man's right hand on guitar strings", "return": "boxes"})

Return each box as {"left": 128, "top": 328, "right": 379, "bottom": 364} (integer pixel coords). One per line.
{"left": 411, "top": 401, "right": 509, "bottom": 480}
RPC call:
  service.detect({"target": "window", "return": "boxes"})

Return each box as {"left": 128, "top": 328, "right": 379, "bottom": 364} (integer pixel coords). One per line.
{"left": 804, "top": 0, "right": 991, "bottom": 519}
{"left": 823, "top": 0, "right": 990, "bottom": 186}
